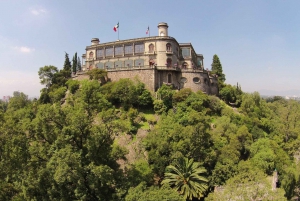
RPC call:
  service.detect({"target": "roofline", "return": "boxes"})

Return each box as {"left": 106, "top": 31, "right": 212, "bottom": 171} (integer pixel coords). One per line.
{"left": 86, "top": 36, "right": 181, "bottom": 50}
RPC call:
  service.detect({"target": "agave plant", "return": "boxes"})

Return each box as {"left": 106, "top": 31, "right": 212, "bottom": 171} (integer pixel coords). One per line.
{"left": 161, "top": 157, "right": 208, "bottom": 200}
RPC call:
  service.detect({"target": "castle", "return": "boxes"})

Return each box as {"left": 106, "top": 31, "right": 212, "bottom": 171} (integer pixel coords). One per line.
{"left": 77, "top": 22, "right": 218, "bottom": 95}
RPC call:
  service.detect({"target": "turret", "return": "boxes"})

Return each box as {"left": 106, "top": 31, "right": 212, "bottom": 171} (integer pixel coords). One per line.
{"left": 91, "top": 38, "right": 99, "bottom": 45}
{"left": 158, "top": 22, "right": 168, "bottom": 36}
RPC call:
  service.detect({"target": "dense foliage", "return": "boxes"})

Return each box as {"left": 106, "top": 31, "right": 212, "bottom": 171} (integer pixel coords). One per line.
{"left": 1, "top": 58, "right": 300, "bottom": 200}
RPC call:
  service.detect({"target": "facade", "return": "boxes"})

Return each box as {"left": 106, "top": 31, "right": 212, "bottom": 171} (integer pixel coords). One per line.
{"left": 78, "top": 22, "right": 218, "bottom": 95}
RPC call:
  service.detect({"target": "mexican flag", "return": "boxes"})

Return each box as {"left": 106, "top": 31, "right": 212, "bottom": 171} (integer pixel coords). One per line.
{"left": 113, "top": 22, "right": 119, "bottom": 32}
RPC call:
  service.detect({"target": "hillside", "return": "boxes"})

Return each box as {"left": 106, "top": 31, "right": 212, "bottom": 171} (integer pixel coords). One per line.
{"left": 1, "top": 72, "right": 300, "bottom": 200}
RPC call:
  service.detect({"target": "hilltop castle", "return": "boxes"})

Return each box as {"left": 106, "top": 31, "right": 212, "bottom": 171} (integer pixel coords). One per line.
{"left": 77, "top": 22, "right": 218, "bottom": 95}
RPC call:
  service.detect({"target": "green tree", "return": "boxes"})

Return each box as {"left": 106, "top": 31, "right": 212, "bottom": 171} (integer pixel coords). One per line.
{"left": 77, "top": 56, "right": 82, "bottom": 71}
{"left": 62, "top": 52, "right": 72, "bottom": 78}
{"left": 38, "top": 65, "right": 58, "bottom": 88}
{"left": 87, "top": 68, "right": 107, "bottom": 84}
{"left": 66, "top": 79, "right": 80, "bottom": 94}
{"left": 125, "top": 182, "right": 184, "bottom": 201}
{"left": 7, "top": 91, "right": 30, "bottom": 111}
{"left": 48, "top": 86, "right": 67, "bottom": 103}
{"left": 162, "top": 157, "right": 208, "bottom": 200}
{"left": 207, "top": 167, "right": 286, "bottom": 201}
{"left": 211, "top": 54, "right": 225, "bottom": 89}
{"left": 157, "top": 84, "right": 174, "bottom": 110}
{"left": 72, "top": 52, "right": 77, "bottom": 74}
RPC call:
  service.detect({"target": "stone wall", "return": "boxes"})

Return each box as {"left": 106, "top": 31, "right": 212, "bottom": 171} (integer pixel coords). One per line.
{"left": 74, "top": 69, "right": 219, "bottom": 95}
{"left": 108, "top": 68, "right": 156, "bottom": 92}
{"left": 181, "top": 71, "right": 212, "bottom": 94}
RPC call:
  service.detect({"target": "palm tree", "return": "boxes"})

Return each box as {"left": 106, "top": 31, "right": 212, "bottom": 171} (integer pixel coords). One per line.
{"left": 161, "top": 157, "right": 208, "bottom": 200}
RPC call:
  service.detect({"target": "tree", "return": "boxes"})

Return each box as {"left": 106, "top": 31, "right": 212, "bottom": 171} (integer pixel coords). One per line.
{"left": 7, "top": 91, "right": 30, "bottom": 111}
{"left": 77, "top": 56, "right": 82, "bottom": 72}
{"left": 86, "top": 68, "right": 107, "bottom": 83}
{"left": 211, "top": 54, "right": 225, "bottom": 89}
{"left": 207, "top": 166, "right": 287, "bottom": 201}
{"left": 72, "top": 52, "right": 77, "bottom": 74}
{"left": 161, "top": 157, "right": 208, "bottom": 200}
{"left": 38, "top": 65, "right": 58, "bottom": 88}
{"left": 62, "top": 52, "right": 72, "bottom": 78}
{"left": 157, "top": 84, "right": 174, "bottom": 110}
{"left": 125, "top": 182, "right": 185, "bottom": 201}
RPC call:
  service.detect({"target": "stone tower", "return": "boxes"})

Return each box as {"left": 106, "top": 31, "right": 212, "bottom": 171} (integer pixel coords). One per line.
{"left": 157, "top": 22, "right": 168, "bottom": 36}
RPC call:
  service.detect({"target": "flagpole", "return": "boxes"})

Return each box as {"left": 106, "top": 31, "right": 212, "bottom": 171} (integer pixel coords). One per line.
{"left": 149, "top": 27, "right": 150, "bottom": 37}
{"left": 118, "top": 23, "right": 119, "bottom": 40}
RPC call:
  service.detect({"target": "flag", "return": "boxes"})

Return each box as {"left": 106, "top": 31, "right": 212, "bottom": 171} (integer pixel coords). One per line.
{"left": 113, "top": 22, "right": 119, "bottom": 32}
{"left": 146, "top": 26, "right": 149, "bottom": 34}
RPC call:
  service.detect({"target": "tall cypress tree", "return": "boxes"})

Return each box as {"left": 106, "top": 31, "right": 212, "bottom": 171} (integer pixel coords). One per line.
{"left": 211, "top": 54, "right": 226, "bottom": 89}
{"left": 63, "top": 52, "right": 72, "bottom": 78}
{"left": 72, "top": 52, "right": 77, "bottom": 74}
{"left": 77, "top": 57, "right": 82, "bottom": 72}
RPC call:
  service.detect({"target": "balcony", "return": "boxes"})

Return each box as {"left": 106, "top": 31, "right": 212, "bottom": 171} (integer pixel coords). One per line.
{"left": 156, "top": 66, "right": 181, "bottom": 71}
{"left": 144, "top": 51, "right": 156, "bottom": 55}
{"left": 166, "top": 50, "right": 173, "bottom": 55}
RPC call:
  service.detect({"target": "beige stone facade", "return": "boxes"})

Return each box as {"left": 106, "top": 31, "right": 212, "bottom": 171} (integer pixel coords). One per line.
{"left": 79, "top": 22, "right": 218, "bottom": 95}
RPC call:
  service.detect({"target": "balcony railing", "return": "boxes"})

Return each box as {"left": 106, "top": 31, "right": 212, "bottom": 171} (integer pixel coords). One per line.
{"left": 83, "top": 65, "right": 206, "bottom": 73}
{"left": 144, "top": 51, "right": 156, "bottom": 55}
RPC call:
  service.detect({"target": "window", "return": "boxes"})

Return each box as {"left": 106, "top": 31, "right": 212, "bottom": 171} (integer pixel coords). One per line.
{"left": 181, "top": 48, "right": 190, "bottom": 58}
{"left": 115, "top": 46, "right": 123, "bottom": 56}
{"left": 168, "top": 74, "right": 172, "bottom": 83}
{"left": 105, "top": 61, "right": 113, "bottom": 68}
{"left": 160, "top": 31, "right": 164, "bottom": 36}
{"left": 135, "top": 43, "right": 144, "bottom": 54}
{"left": 96, "top": 62, "right": 104, "bottom": 69}
{"left": 89, "top": 51, "right": 94, "bottom": 58}
{"left": 166, "top": 43, "right": 172, "bottom": 52}
{"left": 197, "top": 57, "right": 202, "bottom": 67}
{"left": 115, "top": 61, "right": 123, "bottom": 68}
{"left": 125, "top": 60, "right": 133, "bottom": 68}
{"left": 149, "top": 44, "right": 154, "bottom": 53}
{"left": 105, "top": 47, "right": 113, "bottom": 57}
{"left": 125, "top": 45, "right": 133, "bottom": 54}
{"left": 167, "top": 58, "right": 172, "bottom": 67}
{"left": 97, "top": 49, "right": 104, "bottom": 58}
{"left": 182, "top": 62, "right": 188, "bottom": 69}
{"left": 193, "top": 77, "right": 200, "bottom": 83}
{"left": 135, "top": 59, "right": 144, "bottom": 67}
{"left": 180, "top": 77, "right": 187, "bottom": 83}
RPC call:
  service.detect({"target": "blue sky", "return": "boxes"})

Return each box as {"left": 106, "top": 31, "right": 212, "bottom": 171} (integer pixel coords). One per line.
{"left": 1, "top": 0, "right": 300, "bottom": 97}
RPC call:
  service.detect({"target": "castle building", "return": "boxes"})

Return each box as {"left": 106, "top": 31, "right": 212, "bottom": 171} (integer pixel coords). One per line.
{"left": 79, "top": 22, "right": 218, "bottom": 95}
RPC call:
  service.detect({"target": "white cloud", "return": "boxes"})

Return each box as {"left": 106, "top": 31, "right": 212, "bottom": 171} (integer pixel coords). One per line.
{"left": 30, "top": 8, "right": 47, "bottom": 16}
{"left": 13, "top": 46, "right": 35, "bottom": 53}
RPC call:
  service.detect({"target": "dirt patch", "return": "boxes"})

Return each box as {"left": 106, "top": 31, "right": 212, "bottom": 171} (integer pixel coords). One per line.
{"left": 116, "top": 128, "right": 149, "bottom": 168}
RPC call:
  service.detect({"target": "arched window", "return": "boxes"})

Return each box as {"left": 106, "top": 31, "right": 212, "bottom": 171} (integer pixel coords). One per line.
{"left": 166, "top": 58, "right": 172, "bottom": 68}
{"left": 166, "top": 43, "right": 172, "bottom": 52}
{"left": 168, "top": 74, "right": 172, "bottom": 83}
{"left": 160, "top": 31, "right": 164, "bottom": 36}
{"left": 89, "top": 51, "right": 94, "bottom": 58}
{"left": 182, "top": 62, "right": 188, "bottom": 69}
{"left": 149, "top": 44, "right": 154, "bottom": 53}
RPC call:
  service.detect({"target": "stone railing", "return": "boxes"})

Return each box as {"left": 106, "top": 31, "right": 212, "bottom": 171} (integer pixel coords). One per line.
{"left": 81, "top": 65, "right": 207, "bottom": 73}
